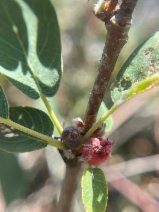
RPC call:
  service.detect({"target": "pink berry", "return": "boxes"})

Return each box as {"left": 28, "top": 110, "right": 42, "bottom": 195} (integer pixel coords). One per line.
{"left": 81, "top": 137, "right": 113, "bottom": 166}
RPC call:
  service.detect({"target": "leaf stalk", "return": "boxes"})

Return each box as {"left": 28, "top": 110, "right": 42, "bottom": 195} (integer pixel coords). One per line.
{"left": 0, "top": 117, "right": 67, "bottom": 150}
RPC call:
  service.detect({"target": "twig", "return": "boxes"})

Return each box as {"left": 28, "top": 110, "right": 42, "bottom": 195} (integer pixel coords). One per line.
{"left": 105, "top": 0, "right": 118, "bottom": 14}
{"left": 103, "top": 155, "right": 159, "bottom": 211}
{"left": 83, "top": 0, "right": 138, "bottom": 133}
{"left": 104, "top": 169, "right": 159, "bottom": 212}
{"left": 57, "top": 1, "right": 139, "bottom": 211}
{"left": 57, "top": 154, "right": 82, "bottom": 212}
{"left": 104, "top": 154, "right": 159, "bottom": 181}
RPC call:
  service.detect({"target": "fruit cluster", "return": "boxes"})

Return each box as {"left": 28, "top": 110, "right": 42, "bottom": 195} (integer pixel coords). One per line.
{"left": 61, "top": 119, "right": 113, "bottom": 166}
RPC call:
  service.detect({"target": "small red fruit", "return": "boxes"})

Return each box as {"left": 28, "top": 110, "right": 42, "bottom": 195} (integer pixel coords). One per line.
{"left": 81, "top": 137, "right": 113, "bottom": 166}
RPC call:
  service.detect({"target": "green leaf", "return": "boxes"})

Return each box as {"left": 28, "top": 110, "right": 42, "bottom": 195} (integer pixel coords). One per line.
{"left": 126, "top": 74, "right": 159, "bottom": 100}
{"left": 82, "top": 167, "right": 108, "bottom": 212}
{"left": 0, "top": 107, "right": 54, "bottom": 153}
{"left": 0, "top": 149, "right": 27, "bottom": 205}
{"left": 111, "top": 31, "right": 159, "bottom": 104}
{"left": 97, "top": 101, "right": 114, "bottom": 132}
{"left": 0, "top": 85, "right": 9, "bottom": 118}
{"left": 0, "top": 0, "right": 62, "bottom": 99}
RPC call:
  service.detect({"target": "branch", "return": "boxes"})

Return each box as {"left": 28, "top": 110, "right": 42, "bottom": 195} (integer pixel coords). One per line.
{"left": 57, "top": 153, "right": 82, "bottom": 212}
{"left": 83, "top": 0, "right": 138, "bottom": 133}
{"left": 57, "top": 165, "right": 81, "bottom": 212}
{"left": 103, "top": 155, "right": 159, "bottom": 211}
{"left": 106, "top": 0, "right": 119, "bottom": 14}
{"left": 104, "top": 169, "right": 159, "bottom": 212}
{"left": 104, "top": 154, "right": 159, "bottom": 181}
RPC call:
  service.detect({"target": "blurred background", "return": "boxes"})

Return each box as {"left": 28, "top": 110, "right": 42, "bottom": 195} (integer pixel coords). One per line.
{"left": 1, "top": 0, "right": 159, "bottom": 211}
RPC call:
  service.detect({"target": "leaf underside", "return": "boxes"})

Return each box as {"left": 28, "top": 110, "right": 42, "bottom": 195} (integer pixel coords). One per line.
{"left": 82, "top": 167, "right": 108, "bottom": 212}
{"left": 111, "top": 31, "right": 159, "bottom": 104}
{"left": 0, "top": 0, "right": 62, "bottom": 99}
{"left": 0, "top": 107, "right": 54, "bottom": 153}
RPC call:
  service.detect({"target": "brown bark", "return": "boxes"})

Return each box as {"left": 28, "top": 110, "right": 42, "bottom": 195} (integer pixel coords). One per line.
{"left": 58, "top": 1, "right": 139, "bottom": 211}
{"left": 83, "top": 0, "right": 138, "bottom": 133}
{"left": 57, "top": 162, "right": 81, "bottom": 212}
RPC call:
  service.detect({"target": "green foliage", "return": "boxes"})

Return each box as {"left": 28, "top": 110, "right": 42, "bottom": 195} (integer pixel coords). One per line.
{"left": 0, "top": 149, "right": 27, "bottom": 205}
{"left": 97, "top": 101, "right": 114, "bottom": 132}
{"left": 0, "top": 85, "right": 9, "bottom": 118}
{"left": 0, "top": 107, "right": 54, "bottom": 153}
{"left": 125, "top": 74, "right": 159, "bottom": 100}
{"left": 82, "top": 167, "right": 108, "bottom": 212}
{"left": 0, "top": 0, "right": 62, "bottom": 99}
{"left": 111, "top": 31, "right": 159, "bottom": 104}
{"left": 0, "top": 0, "right": 159, "bottom": 210}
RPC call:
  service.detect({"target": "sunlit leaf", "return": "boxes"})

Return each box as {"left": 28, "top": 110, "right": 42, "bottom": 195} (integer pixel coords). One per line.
{"left": 82, "top": 167, "right": 108, "bottom": 212}
{"left": 126, "top": 74, "right": 159, "bottom": 100}
{"left": 0, "top": 107, "right": 54, "bottom": 153}
{"left": 0, "top": 0, "right": 62, "bottom": 99}
{"left": 111, "top": 31, "right": 159, "bottom": 104}
{"left": 0, "top": 85, "right": 9, "bottom": 118}
{"left": 97, "top": 101, "right": 114, "bottom": 132}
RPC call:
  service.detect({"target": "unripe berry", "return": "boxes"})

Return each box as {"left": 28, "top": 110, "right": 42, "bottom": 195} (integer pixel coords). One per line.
{"left": 61, "top": 126, "right": 80, "bottom": 150}
{"left": 81, "top": 137, "right": 113, "bottom": 166}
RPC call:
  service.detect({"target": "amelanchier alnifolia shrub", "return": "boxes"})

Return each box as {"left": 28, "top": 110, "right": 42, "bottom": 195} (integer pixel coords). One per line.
{"left": 0, "top": 0, "right": 159, "bottom": 212}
